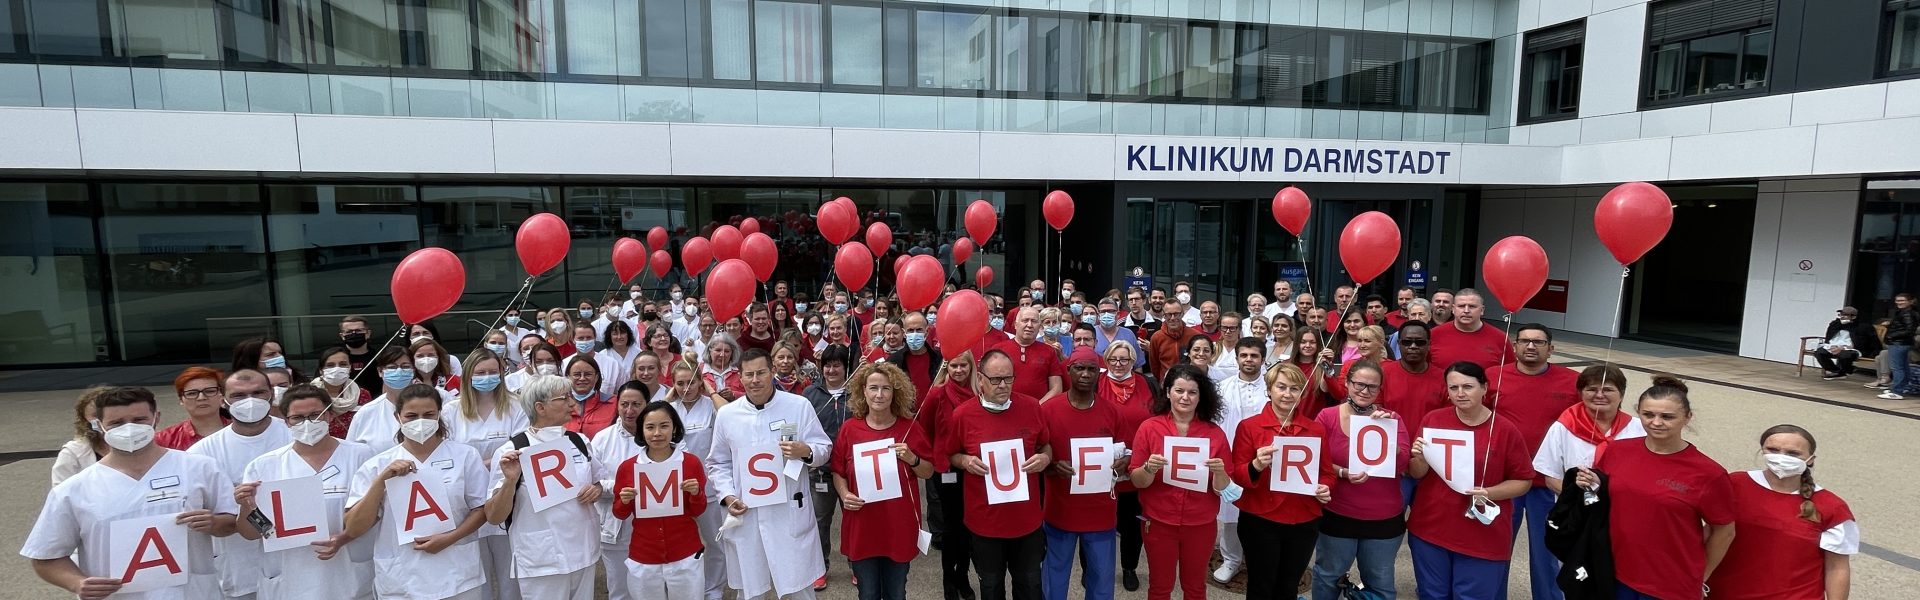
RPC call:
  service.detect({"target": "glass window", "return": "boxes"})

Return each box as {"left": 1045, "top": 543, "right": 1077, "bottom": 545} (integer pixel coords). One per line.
{"left": 107, "top": 0, "right": 220, "bottom": 60}
{"left": 830, "top": 4, "right": 882, "bottom": 86}
{"left": 882, "top": 6, "right": 910, "bottom": 87}
{"left": 1, "top": 0, "right": 20, "bottom": 55}
{"left": 917, "top": 9, "right": 990, "bottom": 90}
{"left": 1035, "top": 14, "right": 1087, "bottom": 95}
{"left": 1143, "top": 24, "right": 1178, "bottom": 96}
{"left": 1642, "top": 0, "right": 1771, "bottom": 105}
{"left": 227, "top": 0, "right": 328, "bottom": 65}
{"left": 755, "top": 0, "right": 822, "bottom": 84}
{"left": 419, "top": 186, "right": 559, "bottom": 314}
{"left": 266, "top": 185, "right": 418, "bottom": 354}
{"left": 1521, "top": 21, "right": 1583, "bottom": 121}
{"left": 100, "top": 184, "right": 270, "bottom": 362}
{"left": 710, "top": 0, "right": 750, "bottom": 80}
{"left": 474, "top": 0, "right": 545, "bottom": 72}
{"left": 563, "top": 0, "right": 640, "bottom": 75}
{"left": 0, "top": 183, "right": 108, "bottom": 366}
{"left": 562, "top": 187, "right": 691, "bottom": 293}
{"left": 643, "top": 0, "right": 701, "bottom": 79}
{"left": 1892, "top": 4, "right": 1920, "bottom": 75}
{"left": 1346, "top": 33, "right": 1407, "bottom": 108}
{"left": 1682, "top": 31, "right": 1740, "bottom": 95}
{"left": 1183, "top": 24, "right": 1233, "bottom": 99}
{"left": 328, "top": 0, "right": 400, "bottom": 67}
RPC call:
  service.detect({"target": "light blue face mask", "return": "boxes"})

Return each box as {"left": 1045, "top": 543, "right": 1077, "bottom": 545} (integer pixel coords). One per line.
{"left": 381, "top": 368, "right": 414, "bottom": 389}
{"left": 485, "top": 342, "right": 508, "bottom": 356}
{"left": 1081, "top": 314, "right": 1096, "bottom": 326}
{"left": 262, "top": 355, "right": 286, "bottom": 369}
{"left": 926, "top": 313, "right": 937, "bottom": 326}
{"left": 580, "top": 308, "right": 594, "bottom": 318}
{"left": 1069, "top": 303, "right": 1084, "bottom": 316}
{"left": 505, "top": 315, "right": 521, "bottom": 327}
{"left": 471, "top": 374, "right": 502, "bottom": 392}
{"left": 990, "top": 317, "right": 1006, "bottom": 330}
{"left": 571, "top": 389, "right": 594, "bottom": 401}
{"left": 574, "top": 340, "right": 595, "bottom": 354}
{"left": 835, "top": 303, "right": 849, "bottom": 313}
{"left": 905, "top": 332, "right": 927, "bottom": 351}
{"left": 796, "top": 302, "right": 810, "bottom": 313}
{"left": 1099, "top": 313, "right": 1118, "bottom": 328}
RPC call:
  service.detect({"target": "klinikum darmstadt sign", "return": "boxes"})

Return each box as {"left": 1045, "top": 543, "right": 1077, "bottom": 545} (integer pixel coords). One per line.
{"left": 1123, "top": 143, "right": 1454, "bottom": 176}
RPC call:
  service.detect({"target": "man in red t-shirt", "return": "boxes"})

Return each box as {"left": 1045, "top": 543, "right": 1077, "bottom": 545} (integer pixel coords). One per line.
{"left": 1039, "top": 349, "right": 1123, "bottom": 600}
{"left": 1484, "top": 323, "right": 1580, "bottom": 600}
{"left": 738, "top": 303, "right": 779, "bottom": 355}
{"left": 993, "top": 307, "right": 1064, "bottom": 402}
{"left": 937, "top": 350, "right": 1052, "bottom": 600}
{"left": 887, "top": 312, "right": 942, "bottom": 403}
{"left": 1430, "top": 289, "right": 1515, "bottom": 370}
{"left": 1379, "top": 321, "right": 1447, "bottom": 423}
{"left": 1385, "top": 287, "right": 1417, "bottom": 329}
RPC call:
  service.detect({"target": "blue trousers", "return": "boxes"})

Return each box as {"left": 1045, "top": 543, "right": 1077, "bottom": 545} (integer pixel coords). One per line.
{"left": 1040, "top": 524, "right": 1115, "bottom": 600}
{"left": 1508, "top": 487, "right": 1562, "bottom": 600}
{"left": 849, "top": 557, "right": 910, "bottom": 600}
{"left": 1310, "top": 532, "right": 1401, "bottom": 600}
{"left": 1409, "top": 534, "right": 1510, "bottom": 600}
{"left": 1891, "top": 343, "right": 1913, "bottom": 393}
{"left": 1613, "top": 585, "right": 1661, "bottom": 600}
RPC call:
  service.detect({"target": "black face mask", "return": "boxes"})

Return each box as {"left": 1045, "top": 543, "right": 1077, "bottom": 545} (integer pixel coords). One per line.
{"left": 342, "top": 331, "right": 369, "bottom": 346}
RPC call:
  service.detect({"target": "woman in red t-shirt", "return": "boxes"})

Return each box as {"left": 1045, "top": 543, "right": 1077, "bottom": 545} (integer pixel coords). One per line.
{"left": 1706, "top": 424, "right": 1857, "bottom": 600}
{"left": 833, "top": 362, "right": 936, "bottom": 600}
{"left": 1576, "top": 376, "right": 1736, "bottom": 600}
{"left": 912, "top": 350, "right": 978, "bottom": 600}
{"left": 1289, "top": 329, "right": 1333, "bottom": 417}
{"left": 611, "top": 400, "right": 708, "bottom": 600}
{"left": 1405, "top": 361, "right": 1536, "bottom": 598}
{"left": 1097, "top": 341, "right": 1152, "bottom": 591}
{"left": 1128, "top": 364, "right": 1231, "bottom": 600}
{"left": 1227, "top": 362, "right": 1335, "bottom": 600}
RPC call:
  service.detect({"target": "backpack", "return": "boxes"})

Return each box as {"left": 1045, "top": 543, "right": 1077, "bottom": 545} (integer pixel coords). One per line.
{"left": 503, "top": 430, "right": 592, "bottom": 530}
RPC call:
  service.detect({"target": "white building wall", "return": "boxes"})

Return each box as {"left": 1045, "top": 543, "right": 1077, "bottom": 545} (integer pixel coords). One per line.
{"left": 1743, "top": 177, "right": 1863, "bottom": 363}
{"left": 1476, "top": 185, "right": 1621, "bottom": 337}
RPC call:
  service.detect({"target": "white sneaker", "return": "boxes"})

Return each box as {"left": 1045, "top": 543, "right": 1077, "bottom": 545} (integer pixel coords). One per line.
{"left": 1212, "top": 562, "right": 1242, "bottom": 583}
{"left": 1878, "top": 391, "right": 1904, "bottom": 400}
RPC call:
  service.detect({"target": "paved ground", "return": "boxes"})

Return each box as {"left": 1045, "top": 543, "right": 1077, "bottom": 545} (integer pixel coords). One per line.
{"left": 3, "top": 339, "right": 1919, "bottom": 599}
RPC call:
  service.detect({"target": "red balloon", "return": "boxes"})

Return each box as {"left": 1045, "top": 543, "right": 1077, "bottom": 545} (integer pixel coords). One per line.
{"left": 612, "top": 238, "right": 646, "bottom": 283}
{"left": 952, "top": 237, "right": 975, "bottom": 264}
{"left": 1042, "top": 190, "right": 1075, "bottom": 231}
{"left": 818, "top": 201, "right": 856, "bottom": 245}
{"left": 742, "top": 232, "right": 779, "bottom": 282}
{"left": 514, "top": 213, "right": 569, "bottom": 276}
{"left": 1272, "top": 187, "right": 1311, "bottom": 236}
{"left": 739, "top": 217, "right": 760, "bottom": 237}
{"left": 899, "top": 256, "right": 944, "bottom": 311}
{"left": 1483, "top": 236, "right": 1551, "bottom": 313}
{"left": 974, "top": 265, "right": 994, "bottom": 289}
{"left": 1338, "top": 211, "right": 1401, "bottom": 284}
{"left": 833, "top": 196, "right": 857, "bottom": 215}
{"left": 936, "top": 290, "right": 989, "bottom": 360}
{"left": 391, "top": 248, "right": 466, "bottom": 324}
{"left": 647, "top": 226, "right": 668, "bottom": 253}
{"left": 1595, "top": 182, "right": 1673, "bottom": 265}
{"left": 711, "top": 225, "right": 743, "bottom": 262}
{"left": 866, "top": 222, "right": 893, "bottom": 256}
{"left": 835, "top": 242, "right": 873, "bottom": 291}
{"left": 706, "top": 259, "right": 755, "bottom": 322}
{"left": 649, "top": 249, "right": 672, "bottom": 279}
{"left": 965, "top": 200, "right": 997, "bottom": 244}
{"left": 681, "top": 237, "right": 713, "bottom": 276}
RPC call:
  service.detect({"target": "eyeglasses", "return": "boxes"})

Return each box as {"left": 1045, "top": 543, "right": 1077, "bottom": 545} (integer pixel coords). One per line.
{"left": 1515, "top": 339, "right": 1551, "bottom": 347}
{"left": 982, "top": 374, "right": 1016, "bottom": 387}
{"left": 181, "top": 387, "right": 223, "bottom": 400}
{"left": 285, "top": 411, "right": 328, "bottom": 425}
{"left": 1399, "top": 339, "right": 1429, "bottom": 347}
{"left": 568, "top": 373, "right": 596, "bottom": 380}
{"left": 1348, "top": 381, "right": 1380, "bottom": 393}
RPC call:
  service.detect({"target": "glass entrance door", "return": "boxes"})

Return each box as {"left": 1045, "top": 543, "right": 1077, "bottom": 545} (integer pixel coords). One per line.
{"left": 1153, "top": 200, "right": 1244, "bottom": 311}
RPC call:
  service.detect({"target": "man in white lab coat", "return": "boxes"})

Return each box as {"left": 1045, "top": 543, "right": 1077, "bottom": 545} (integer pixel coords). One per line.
{"left": 1208, "top": 338, "right": 1271, "bottom": 584}
{"left": 706, "top": 348, "right": 832, "bottom": 600}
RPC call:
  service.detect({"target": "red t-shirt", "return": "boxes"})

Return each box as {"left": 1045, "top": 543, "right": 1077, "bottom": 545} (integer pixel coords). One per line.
{"left": 902, "top": 352, "right": 935, "bottom": 402}
{"left": 1406, "top": 408, "right": 1537, "bottom": 561}
{"left": 1128, "top": 415, "right": 1228, "bottom": 527}
{"left": 832, "top": 417, "right": 934, "bottom": 562}
{"left": 611, "top": 451, "right": 708, "bottom": 564}
{"left": 565, "top": 392, "right": 618, "bottom": 437}
{"left": 935, "top": 393, "right": 1050, "bottom": 538}
{"left": 1430, "top": 322, "right": 1515, "bottom": 371}
{"left": 914, "top": 380, "right": 975, "bottom": 472}
{"left": 1486, "top": 363, "right": 1581, "bottom": 485}
{"left": 1385, "top": 312, "right": 1409, "bottom": 329}
{"left": 1378, "top": 360, "right": 1447, "bottom": 420}
{"left": 738, "top": 330, "right": 778, "bottom": 355}
{"left": 1598, "top": 440, "right": 1736, "bottom": 600}
{"left": 1706, "top": 471, "right": 1855, "bottom": 600}
{"left": 992, "top": 338, "right": 1063, "bottom": 400}
{"left": 155, "top": 419, "right": 225, "bottom": 451}
{"left": 1039, "top": 395, "right": 1122, "bottom": 532}
{"left": 1227, "top": 408, "right": 1338, "bottom": 525}
{"left": 1097, "top": 374, "right": 1153, "bottom": 493}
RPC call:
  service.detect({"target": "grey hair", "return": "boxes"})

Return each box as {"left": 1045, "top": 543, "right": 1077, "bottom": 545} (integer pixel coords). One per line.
{"left": 705, "top": 332, "right": 741, "bottom": 370}
{"left": 1407, "top": 298, "right": 1433, "bottom": 313}
{"left": 515, "top": 374, "right": 571, "bottom": 420}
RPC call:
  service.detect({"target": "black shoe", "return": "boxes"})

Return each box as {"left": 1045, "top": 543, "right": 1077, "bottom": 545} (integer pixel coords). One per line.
{"left": 957, "top": 584, "right": 976, "bottom": 600}
{"left": 1123, "top": 570, "right": 1140, "bottom": 591}
{"left": 1822, "top": 371, "right": 1845, "bottom": 380}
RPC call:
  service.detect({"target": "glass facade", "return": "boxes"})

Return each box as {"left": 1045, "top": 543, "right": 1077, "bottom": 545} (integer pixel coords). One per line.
{"left": 1518, "top": 20, "right": 1581, "bottom": 123}
{"left": 1890, "top": 1, "right": 1920, "bottom": 77}
{"left": 0, "top": 0, "right": 1497, "bottom": 139}
{"left": 0, "top": 181, "right": 1036, "bottom": 367}
{"left": 1642, "top": 0, "right": 1773, "bottom": 106}
{"left": 1851, "top": 182, "right": 1920, "bottom": 319}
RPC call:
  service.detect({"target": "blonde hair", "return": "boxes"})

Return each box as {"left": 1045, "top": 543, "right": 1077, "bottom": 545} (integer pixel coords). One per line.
{"left": 849, "top": 362, "right": 916, "bottom": 420}
{"left": 1356, "top": 325, "right": 1388, "bottom": 362}
{"left": 932, "top": 350, "right": 975, "bottom": 387}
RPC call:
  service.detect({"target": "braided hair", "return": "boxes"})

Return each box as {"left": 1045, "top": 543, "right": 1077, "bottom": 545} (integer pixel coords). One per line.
{"left": 1760, "top": 424, "right": 1822, "bottom": 523}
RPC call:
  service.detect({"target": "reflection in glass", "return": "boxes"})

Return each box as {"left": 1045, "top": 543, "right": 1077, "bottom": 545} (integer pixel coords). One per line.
{"left": 918, "top": 10, "right": 990, "bottom": 90}
{"left": 329, "top": 0, "right": 400, "bottom": 67}
{"left": 100, "top": 184, "right": 269, "bottom": 362}
{"left": 830, "top": 4, "right": 881, "bottom": 86}
{"left": 710, "top": 0, "right": 750, "bottom": 80}
{"left": 0, "top": 183, "right": 106, "bottom": 365}
{"left": 755, "top": 0, "right": 822, "bottom": 83}
{"left": 268, "top": 185, "right": 418, "bottom": 353}
{"left": 564, "top": 0, "right": 639, "bottom": 75}
{"left": 419, "top": 186, "right": 557, "bottom": 324}
{"left": 1894, "top": 7, "right": 1920, "bottom": 74}
{"left": 564, "top": 187, "right": 691, "bottom": 293}
{"left": 111, "top": 0, "right": 221, "bottom": 60}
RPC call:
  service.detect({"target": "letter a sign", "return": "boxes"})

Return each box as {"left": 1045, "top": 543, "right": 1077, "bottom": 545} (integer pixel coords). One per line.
{"left": 384, "top": 471, "right": 455, "bottom": 546}
{"left": 981, "top": 438, "right": 1029, "bottom": 505}
{"left": 110, "top": 514, "right": 189, "bottom": 593}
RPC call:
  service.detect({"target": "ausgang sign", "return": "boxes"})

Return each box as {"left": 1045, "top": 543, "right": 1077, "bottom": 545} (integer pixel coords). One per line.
{"left": 1121, "top": 143, "right": 1454, "bottom": 177}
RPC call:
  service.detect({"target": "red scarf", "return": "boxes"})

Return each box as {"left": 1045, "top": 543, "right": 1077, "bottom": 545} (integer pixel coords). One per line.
{"left": 1099, "top": 374, "right": 1142, "bottom": 407}
{"left": 1555, "top": 403, "right": 1632, "bottom": 463}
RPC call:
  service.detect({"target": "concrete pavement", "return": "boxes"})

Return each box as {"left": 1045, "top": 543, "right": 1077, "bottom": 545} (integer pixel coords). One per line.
{"left": 3, "top": 357, "right": 1919, "bottom": 599}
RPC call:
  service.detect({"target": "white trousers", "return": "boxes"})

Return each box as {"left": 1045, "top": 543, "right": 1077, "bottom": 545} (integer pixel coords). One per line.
{"left": 1217, "top": 520, "right": 1244, "bottom": 567}
{"left": 601, "top": 541, "right": 632, "bottom": 600}
{"left": 696, "top": 502, "right": 727, "bottom": 600}
{"left": 514, "top": 565, "right": 595, "bottom": 600}
{"left": 478, "top": 534, "right": 523, "bottom": 600}
{"left": 625, "top": 555, "right": 704, "bottom": 600}
{"left": 739, "top": 589, "right": 817, "bottom": 600}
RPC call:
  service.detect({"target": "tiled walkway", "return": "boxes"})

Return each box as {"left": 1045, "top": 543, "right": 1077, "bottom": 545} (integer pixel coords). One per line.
{"left": 1549, "top": 330, "right": 1920, "bottom": 419}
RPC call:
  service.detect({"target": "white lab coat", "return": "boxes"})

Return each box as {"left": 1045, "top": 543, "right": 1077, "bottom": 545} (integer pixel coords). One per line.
{"left": 346, "top": 396, "right": 401, "bottom": 456}
{"left": 487, "top": 428, "right": 604, "bottom": 581}
{"left": 242, "top": 440, "right": 376, "bottom": 600}
{"left": 443, "top": 398, "right": 528, "bottom": 543}
{"left": 1211, "top": 372, "right": 1269, "bottom": 523}
{"left": 704, "top": 391, "right": 831, "bottom": 598}
{"left": 188, "top": 419, "right": 292, "bottom": 598}
{"left": 348, "top": 441, "right": 489, "bottom": 600}
{"left": 21, "top": 450, "right": 237, "bottom": 600}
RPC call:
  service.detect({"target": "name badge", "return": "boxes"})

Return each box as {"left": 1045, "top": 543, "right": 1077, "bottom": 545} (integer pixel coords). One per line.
{"left": 685, "top": 423, "right": 706, "bottom": 432}
{"left": 431, "top": 459, "right": 455, "bottom": 470}
{"left": 572, "top": 454, "right": 589, "bottom": 464}
{"left": 318, "top": 465, "right": 342, "bottom": 481}
{"left": 149, "top": 476, "right": 181, "bottom": 490}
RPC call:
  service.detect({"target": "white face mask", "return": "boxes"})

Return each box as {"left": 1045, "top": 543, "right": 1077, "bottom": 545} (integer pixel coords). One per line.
{"left": 1764, "top": 453, "right": 1808, "bottom": 478}
{"left": 321, "top": 366, "right": 351, "bottom": 386}
{"left": 1107, "top": 369, "right": 1132, "bottom": 381}
{"left": 103, "top": 422, "right": 155, "bottom": 453}
{"left": 671, "top": 291, "right": 684, "bottom": 301}
{"left": 979, "top": 395, "right": 1012, "bottom": 412}
{"left": 531, "top": 425, "right": 568, "bottom": 442}
{"left": 414, "top": 357, "right": 439, "bottom": 374}
{"left": 550, "top": 321, "right": 568, "bottom": 334}
{"left": 290, "top": 420, "right": 330, "bottom": 446}
{"left": 228, "top": 397, "right": 271, "bottom": 423}
{"left": 685, "top": 305, "right": 700, "bottom": 317}
{"left": 630, "top": 291, "right": 642, "bottom": 299}
{"left": 1177, "top": 292, "right": 1192, "bottom": 305}
{"left": 400, "top": 418, "right": 440, "bottom": 443}
{"left": 536, "top": 363, "right": 559, "bottom": 376}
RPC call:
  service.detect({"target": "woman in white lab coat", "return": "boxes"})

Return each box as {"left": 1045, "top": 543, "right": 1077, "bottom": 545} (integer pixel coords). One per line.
{"left": 480, "top": 374, "right": 606, "bottom": 600}
{"left": 443, "top": 349, "right": 529, "bottom": 600}
{"left": 343, "top": 384, "right": 491, "bottom": 600}
{"left": 234, "top": 384, "right": 376, "bottom": 599}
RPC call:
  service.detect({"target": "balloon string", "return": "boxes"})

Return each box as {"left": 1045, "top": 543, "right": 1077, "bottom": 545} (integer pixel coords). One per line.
{"left": 1607, "top": 267, "right": 1628, "bottom": 367}
{"left": 1477, "top": 312, "right": 1519, "bottom": 496}
{"left": 478, "top": 277, "right": 537, "bottom": 342}
{"left": 1296, "top": 236, "right": 1317, "bottom": 303}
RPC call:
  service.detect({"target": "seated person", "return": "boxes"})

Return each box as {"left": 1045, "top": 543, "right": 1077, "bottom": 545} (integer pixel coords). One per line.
{"left": 1817, "top": 306, "right": 1880, "bottom": 380}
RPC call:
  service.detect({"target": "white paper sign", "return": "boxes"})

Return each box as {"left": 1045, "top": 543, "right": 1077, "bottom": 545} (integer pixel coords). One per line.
{"left": 258, "top": 476, "right": 329, "bottom": 553}
{"left": 1423, "top": 428, "right": 1477, "bottom": 494}
{"left": 1267, "top": 436, "right": 1321, "bottom": 496}
{"left": 1067, "top": 437, "right": 1117, "bottom": 495}
{"left": 631, "top": 459, "right": 686, "bottom": 518}
{"left": 1161, "top": 436, "right": 1211, "bottom": 493}
{"left": 980, "top": 438, "right": 1029, "bottom": 505}
{"left": 1348, "top": 415, "right": 1398, "bottom": 478}
{"left": 517, "top": 437, "right": 587, "bottom": 513}
{"left": 109, "top": 514, "right": 190, "bottom": 593}
{"left": 384, "top": 471, "right": 455, "bottom": 546}
{"left": 851, "top": 438, "right": 905, "bottom": 503}
{"left": 734, "top": 444, "right": 789, "bottom": 508}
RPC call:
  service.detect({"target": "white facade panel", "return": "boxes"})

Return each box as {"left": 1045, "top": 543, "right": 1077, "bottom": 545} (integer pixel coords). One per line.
{"left": 978, "top": 132, "right": 1116, "bottom": 180}
{"left": 1707, "top": 95, "right": 1794, "bottom": 134}
{"left": 1561, "top": 137, "right": 1671, "bottom": 184}
{"left": 1577, "top": 3, "right": 1646, "bottom": 118}
{"left": 1788, "top": 84, "right": 1889, "bottom": 127}
{"left": 1747, "top": 184, "right": 1861, "bottom": 362}
{"left": 1578, "top": 111, "right": 1642, "bottom": 144}
{"left": 832, "top": 129, "right": 982, "bottom": 180}
{"left": 1637, "top": 104, "right": 1712, "bottom": 138}
{"left": 1525, "top": 119, "right": 1582, "bottom": 146}
{"left": 1810, "top": 116, "right": 1920, "bottom": 176}
{"left": 1888, "top": 79, "right": 1920, "bottom": 119}
{"left": 78, "top": 109, "right": 300, "bottom": 172}
{"left": 490, "top": 120, "right": 673, "bottom": 176}
{"left": 1667, "top": 126, "right": 1818, "bottom": 181}
{"left": 667, "top": 123, "right": 834, "bottom": 178}
{"left": 0, "top": 108, "right": 82, "bottom": 170}
{"left": 295, "top": 114, "right": 496, "bottom": 174}
{"left": 1458, "top": 143, "right": 1562, "bottom": 185}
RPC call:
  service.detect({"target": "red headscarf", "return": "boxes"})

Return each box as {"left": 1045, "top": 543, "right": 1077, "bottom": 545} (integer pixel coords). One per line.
{"left": 1555, "top": 402, "right": 1633, "bottom": 463}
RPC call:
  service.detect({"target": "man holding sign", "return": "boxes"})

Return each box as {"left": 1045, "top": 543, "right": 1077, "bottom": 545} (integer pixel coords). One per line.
{"left": 706, "top": 349, "right": 833, "bottom": 600}
{"left": 1038, "top": 349, "right": 1123, "bottom": 600}
{"left": 233, "top": 385, "right": 375, "bottom": 599}
{"left": 1226, "top": 363, "right": 1336, "bottom": 600}
{"left": 1405, "top": 363, "right": 1536, "bottom": 599}
{"left": 482, "top": 375, "right": 606, "bottom": 600}
{"left": 22, "top": 386, "right": 240, "bottom": 600}
{"left": 1125, "top": 365, "right": 1230, "bottom": 600}
{"left": 936, "top": 349, "right": 1051, "bottom": 600}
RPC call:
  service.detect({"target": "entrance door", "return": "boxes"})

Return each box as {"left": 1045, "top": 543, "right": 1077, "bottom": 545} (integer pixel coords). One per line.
{"left": 1313, "top": 199, "right": 1410, "bottom": 305}
{"left": 1154, "top": 200, "right": 1244, "bottom": 309}
{"left": 1622, "top": 186, "right": 1756, "bottom": 352}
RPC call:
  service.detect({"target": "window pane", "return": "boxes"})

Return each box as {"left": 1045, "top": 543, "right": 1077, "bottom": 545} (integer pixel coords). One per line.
{"left": 474, "top": 0, "right": 549, "bottom": 72}
{"left": 1682, "top": 31, "right": 1739, "bottom": 97}
{"left": 562, "top": 187, "right": 691, "bottom": 294}
{"left": 329, "top": 0, "right": 400, "bottom": 67}
{"left": 755, "top": 0, "right": 822, "bottom": 83}
{"left": 1232, "top": 26, "right": 1262, "bottom": 101}
{"left": 112, "top": 0, "right": 220, "bottom": 59}
{"left": 101, "top": 184, "right": 269, "bottom": 362}
{"left": 1038, "top": 15, "right": 1087, "bottom": 94}
{"left": 1894, "top": 7, "right": 1920, "bottom": 73}
{"left": 999, "top": 16, "right": 1028, "bottom": 91}
{"left": 419, "top": 186, "right": 560, "bottom": 312}
{"left": 1647, "top": 42, "right": 1681, "bottom": 100}
{"left": 564, "top": 0, "right": 639, "bottom": 75}
{"left": 917, "top": 10, "right": 989, "bottom": 90}
{"left": 29, "top": 0, "right": 108, "bottom": 57}
{"left": 1525, "top": 46, "right": 1562, "bottom": 117}
{"left": 882, "top": 7, "right": 910, "bottom": 86}
{"left": 643, "top": 0, "right": 695, "bottom": 78}
{"left": 1144, "top": 24, "right": 1177, "bottom": 96}
{"left": 267, "top": 185, "right": 418, "bottom": 354}
{"left": 709, "top": 0, "right": 749, "bottom": 80}
{"left": 0, "top": 0, "right": 19, "bottom": 54}
{"left": 0, "top": 183, "right": 108, "bottom": 365}
{"left": 830, "top": 4, "right": 881, "bottom": 86}
{"left": 1740, "top": 29, "right": 1769, "bottom": 89}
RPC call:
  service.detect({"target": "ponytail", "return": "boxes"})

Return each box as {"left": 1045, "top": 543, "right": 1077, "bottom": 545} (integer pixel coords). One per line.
{"left": 1797, "top": 465, "right": 1821, "bottom": 523}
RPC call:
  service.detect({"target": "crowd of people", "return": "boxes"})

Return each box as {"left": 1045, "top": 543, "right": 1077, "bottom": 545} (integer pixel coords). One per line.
{"left": 24, "top": 276, "right": 1858, "bottom": 600}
